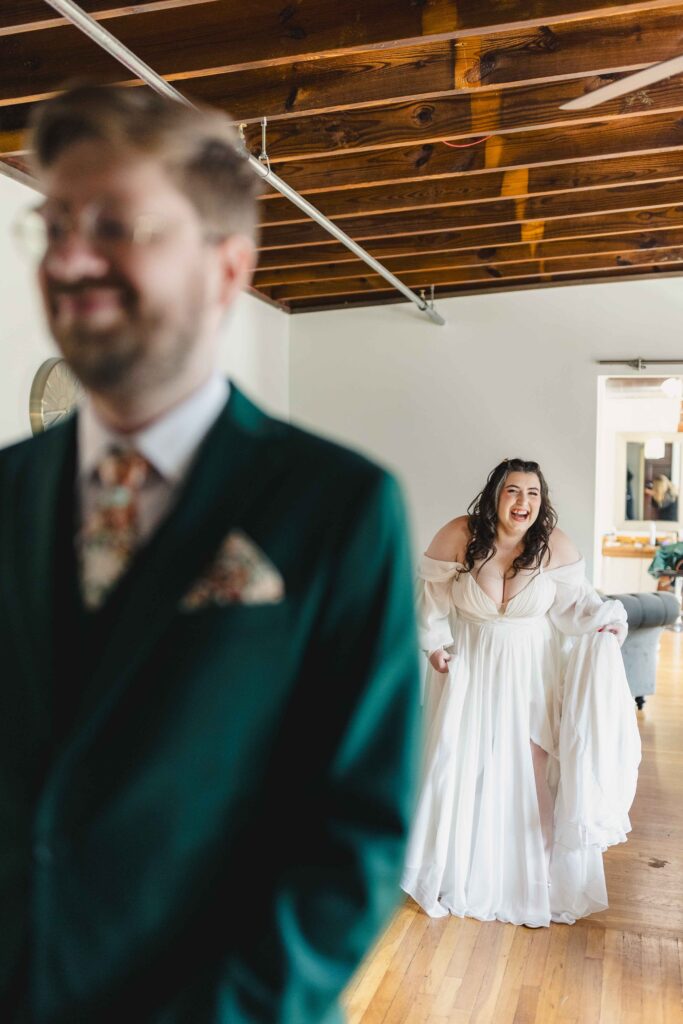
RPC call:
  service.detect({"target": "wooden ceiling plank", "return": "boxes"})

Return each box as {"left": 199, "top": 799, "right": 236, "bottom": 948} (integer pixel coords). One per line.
{"left": 420, "top": 1, "right": 683, "bottom": 38}
{"left": 0, "top": 1, "right": 227, "bottom": 36}
{"left": 257, "top": 178, "right": 683, "bottom": 249}
{"left": 234, "top": 74, "right": 683, "bottom": 164}
{"left": 263, "top": 244, "right": 683, "bottom": 299}
{"left": 0, "top": 2, "right": 221, "bottom": 36}
{"left": 257, "top": 150, "right": 683, "bottom": 226}
{"left": 0, "top": 43, "right": 456, "bottom": 123}
{"left": 452, "top": 6, "right": 683, "bottom": 91}
{"left": 253, "top": 226, "right": 683, "bottom": 285}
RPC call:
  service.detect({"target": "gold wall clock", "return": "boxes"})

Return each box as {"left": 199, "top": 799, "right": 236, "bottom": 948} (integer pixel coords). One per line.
{"left": 29, "top": 357, "right": 83, "bottom": 435}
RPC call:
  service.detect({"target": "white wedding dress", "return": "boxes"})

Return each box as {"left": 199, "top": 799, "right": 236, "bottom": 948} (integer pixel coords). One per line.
{"left": 401, "top": 556, "right": 641, "bottom": 927}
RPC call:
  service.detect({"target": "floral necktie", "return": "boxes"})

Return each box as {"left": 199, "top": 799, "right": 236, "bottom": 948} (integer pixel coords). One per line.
{"left": 80, "top": 447, "right": 151, "bottom": 610}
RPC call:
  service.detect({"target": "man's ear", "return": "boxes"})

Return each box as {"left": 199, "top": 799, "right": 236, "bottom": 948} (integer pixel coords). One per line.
{"left": 215, "top": 233, "right": 257, "bottom": 308}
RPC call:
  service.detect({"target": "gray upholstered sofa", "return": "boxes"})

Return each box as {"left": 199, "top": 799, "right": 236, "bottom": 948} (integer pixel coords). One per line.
{"left": 603, "top": 591, "right": 680, "bottom": 708}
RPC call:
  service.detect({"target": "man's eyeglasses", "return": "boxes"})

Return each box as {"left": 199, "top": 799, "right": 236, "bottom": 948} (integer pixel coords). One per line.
{"left": 13, "top": 203, "right": 224, "bottom": 263}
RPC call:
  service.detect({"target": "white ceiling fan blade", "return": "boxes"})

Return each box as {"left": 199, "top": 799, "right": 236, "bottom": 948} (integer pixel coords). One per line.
{"left": 560, "top": 53, "right": 683, "bottom": 111}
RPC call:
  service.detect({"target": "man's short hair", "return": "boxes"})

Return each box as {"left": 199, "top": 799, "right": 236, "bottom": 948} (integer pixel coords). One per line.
{"left": 29, "top": 84, "right": 261, "bottom": 244}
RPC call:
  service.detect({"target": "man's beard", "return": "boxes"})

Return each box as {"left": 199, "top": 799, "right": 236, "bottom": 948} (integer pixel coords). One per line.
{"left": 47, "top": 278, "right": 207, "bottom": 397}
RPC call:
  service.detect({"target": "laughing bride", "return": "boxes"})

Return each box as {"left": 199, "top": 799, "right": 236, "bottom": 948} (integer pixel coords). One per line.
{"left": 401, "top": 458, "right": 641, "bottom": 927}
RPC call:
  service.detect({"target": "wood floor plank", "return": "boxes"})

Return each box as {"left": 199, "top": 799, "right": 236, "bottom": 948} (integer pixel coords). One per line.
{"left": 661, "top": 936, "right": 683, "bottom": 1024}
{"left": 346, "top": 904, "right": 418, "bottom": 1020}
{"left": 513, "top": 984, "right": 541, "bottom": 1024}
{"left": 490, "top": 929, "right": 535, "bottom": 1024}
{"left": 578, "top": 955, "right": 603, "bottom": 1024}
{"left": 445, "top": 917, "right": 483, "bottom": 980}
{"left": 599, "top": 929, "right": 625, "bottom": 1023}
{"left": 585, "top": 928, "right": 606, "bottom": 960}
{"left": 431, "top": 975, "right": 464, "bottom": 1017}
{"left": 422, "top": 917, "right": 461, "bottom": 995}
{"left": 621, "top": 930, "right": 644, "bottom": 1024}
{"left": 641, "top": 934, "right": 665, "bottom": 1024}
{"left": 556, "top": 924, "right": 588, "bottom": 1021}
{"left": 533, "top": 926, "right": 571, "bottom": 1023}
{"left": 356, "top": 914, "right": 430, "bottom": 1024}
{"left": 452, "top": 923, "right": 504, "bottom": 1014}
{"left": 520, "top": 927, "right": 552, "bottom": 988}
{"left": 468, "top": 924, "right": 516, "bottom": 1021}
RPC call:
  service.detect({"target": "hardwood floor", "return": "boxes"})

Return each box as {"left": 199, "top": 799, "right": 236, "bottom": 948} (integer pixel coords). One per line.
{"left": 344, "top": 632, "right": 683, "bottom": 1023}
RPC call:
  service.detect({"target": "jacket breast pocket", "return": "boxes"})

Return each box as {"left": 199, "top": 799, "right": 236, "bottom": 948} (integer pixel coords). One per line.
{"left": 178, "top": 597, "right": 291, "bottom": 641}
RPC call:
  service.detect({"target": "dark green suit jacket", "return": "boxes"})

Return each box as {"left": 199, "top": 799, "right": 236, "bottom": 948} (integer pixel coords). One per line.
{"left": 0, "top": 384, "right": 420, "bottom": 1024}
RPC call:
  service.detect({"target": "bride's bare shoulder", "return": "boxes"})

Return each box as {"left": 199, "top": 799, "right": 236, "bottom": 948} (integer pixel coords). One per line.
{"left": 425, "top": 515, "right": 470, "bottom": 562}
{"left": 546, "top": 526, "right": 581, "bottom": 568}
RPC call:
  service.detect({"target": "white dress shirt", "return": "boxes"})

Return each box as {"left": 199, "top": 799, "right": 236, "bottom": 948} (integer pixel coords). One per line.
{"left": 77, "top": 375, "right": 229, "bottom": 545}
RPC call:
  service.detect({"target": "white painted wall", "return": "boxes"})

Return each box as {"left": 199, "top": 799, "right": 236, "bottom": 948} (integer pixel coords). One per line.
{"left": 218, "top": 291, "right": 290, "bottom": 420}
{"left": 289, "top": 281, "right": 683, "bottom": 579}
{"left": 0, "top": 172, "right": 290, "bottom": 449}
{"left": 0, "top": 174, "right": 56, "bottom": 446}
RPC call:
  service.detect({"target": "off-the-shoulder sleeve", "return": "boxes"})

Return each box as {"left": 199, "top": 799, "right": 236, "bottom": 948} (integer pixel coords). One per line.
{"left": 547, "top": 559, "right": 628, "bottom": 645}
{"left": 416, "top": 554, "right": 460, "bottom": 654}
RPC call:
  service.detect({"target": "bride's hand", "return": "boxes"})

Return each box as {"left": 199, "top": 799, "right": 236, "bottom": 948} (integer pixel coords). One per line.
{"left": 429, "top": 648, "right": 451, "bottom": 673}
{"left": 597, "top": 622, "right": 627, "bottom": 646}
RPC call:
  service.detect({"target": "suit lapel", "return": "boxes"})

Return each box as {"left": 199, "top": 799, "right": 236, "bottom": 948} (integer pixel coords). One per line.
{"left": 65, "top": 385, "right": 285, "bottom": 749}
{"left": 7, "top": 418, "right": 77, "bottom": 735}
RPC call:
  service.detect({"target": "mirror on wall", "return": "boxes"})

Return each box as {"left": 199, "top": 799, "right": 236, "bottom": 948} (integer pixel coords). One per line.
{"left": 618, "top": 433, "right": 682, "bottom": 527}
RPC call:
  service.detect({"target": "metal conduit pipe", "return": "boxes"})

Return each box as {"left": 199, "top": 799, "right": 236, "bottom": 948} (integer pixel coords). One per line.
{"left": 41, "top": 0, "right": 446, "bottom": 325}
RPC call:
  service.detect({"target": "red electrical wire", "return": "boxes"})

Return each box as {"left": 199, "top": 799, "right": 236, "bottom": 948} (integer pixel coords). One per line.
{"left": 441, "top": 136, "right": 492, "bottom": 148}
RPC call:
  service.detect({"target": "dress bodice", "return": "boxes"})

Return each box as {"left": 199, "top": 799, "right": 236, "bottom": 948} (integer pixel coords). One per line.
{"left": 451, "top": 566, "right": 555, "bottom": 624}
{"left": 416, "top": 554, "right": 627, "bottom": 654}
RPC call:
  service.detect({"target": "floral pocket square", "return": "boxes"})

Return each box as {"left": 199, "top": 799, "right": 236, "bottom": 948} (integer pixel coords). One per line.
{"left": 181, "top": 529, "right": 285, "bottom": 611}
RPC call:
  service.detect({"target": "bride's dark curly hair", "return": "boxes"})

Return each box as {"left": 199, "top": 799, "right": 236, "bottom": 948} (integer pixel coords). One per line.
{"left": 462, "top": 458, "right": 557, "bottom": 578}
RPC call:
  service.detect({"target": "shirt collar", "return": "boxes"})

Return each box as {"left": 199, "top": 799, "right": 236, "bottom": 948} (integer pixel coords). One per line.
{"left": 78, "top": 375, "right": 229, "bottom": 485}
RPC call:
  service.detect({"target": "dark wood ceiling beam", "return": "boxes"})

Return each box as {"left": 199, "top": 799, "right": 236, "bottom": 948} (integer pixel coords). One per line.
{"left": 263, "top": 245, "right": 683, "bottom": 300}
{"left": 256, "top": 203, "right": 683, "bottom": 267}
{"left": 453, "top": 6, "right": 683, "bottom": 91}
{"left": 0, "top": 1, "right": 220, "bottom": 36}
{"left": 9, "top": 0, "right": 683, "bottom": 37}
{"left": 258, "top": 150, "right": 683, "bottom": 226}
{"left": 253, "top": 227, "right": 683, "bottom": 286}
{"left": 0, "top": 1, "right": 425, "bottom": 103}
{"left": 3, "top": 1, "right": 682, "bottom": 103}
{"left": 406, "top": 1, "right": 683, "bottom": 41}
{"left": 285, "top": 262, "right": 683, "bottom": 312}
{"left": 237, "top": 74, "right": 683, "bottom": 163}
{"left": 0, "top": 45, "right": 457, "bottom": 123}
{"left": 142, "top": 6, "right": 683, "bottom": 121}
{"left": 258, "top": 178, "right": 683, "bottom": 249}
{"left": 3, "top": 7, "right": 683, "bottom": 125}
{"left": 4, "top": 0, "right": 680, "bottom": 38}
{"left": 0, "top": 47, "right": 454, "bottom": 138}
